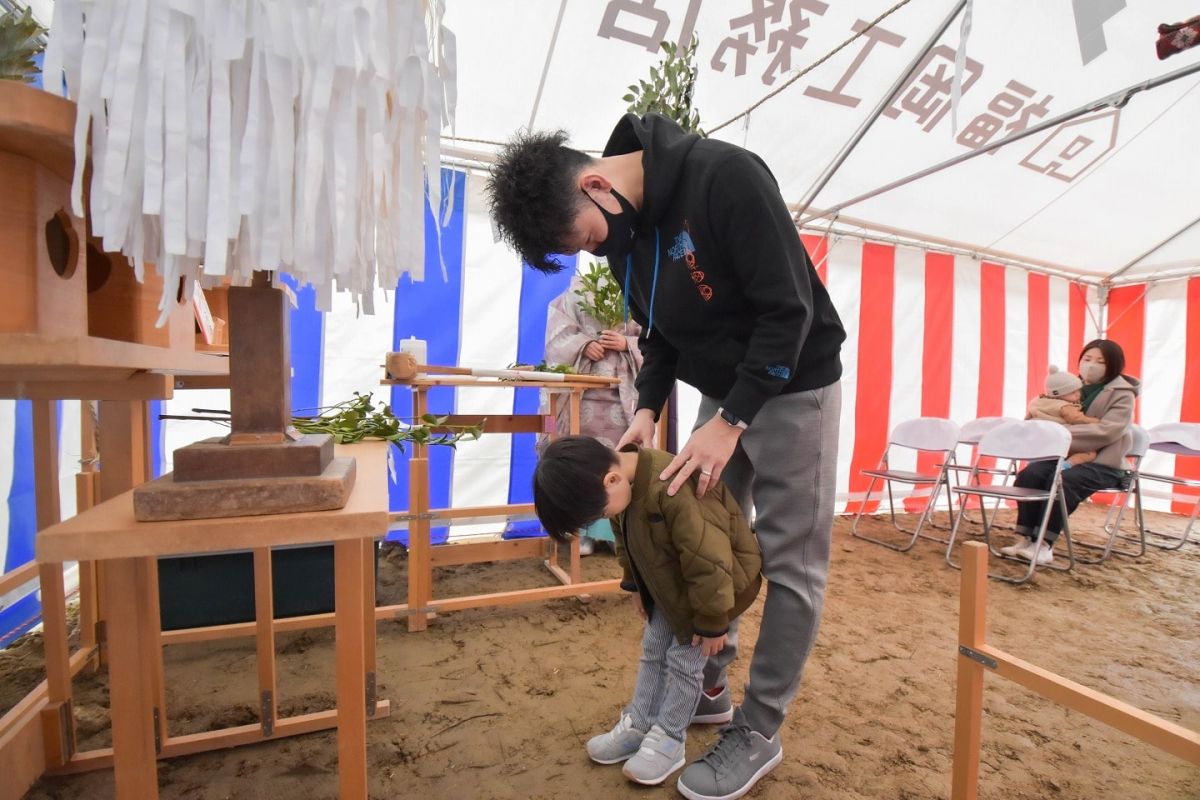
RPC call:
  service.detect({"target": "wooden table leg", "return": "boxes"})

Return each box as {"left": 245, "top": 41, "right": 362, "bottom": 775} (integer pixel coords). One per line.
{"left": 407, "top": 388, "right": 431, "bottom": 632}
{"left": 363, "top": 539, "right": 377, "bottom": 717}
{"left": 568, "top": 389, "right": 582, "bottom": 435}
{"left": 334, "top": 539, "right": 368, "bottom": 799}
{"left": 105, "top": 557, "right": 160, "bottom": 800}
{"left": 254, "top": 548, "right": 277, "bottom": 736}
{"left": 33, "top": 400, "right": 76, "bottom": 766}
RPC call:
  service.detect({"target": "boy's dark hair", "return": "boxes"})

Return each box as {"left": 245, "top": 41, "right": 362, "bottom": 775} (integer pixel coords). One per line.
{"left": 533, "top": 435, "right": 618, "bottom": 541}
{"left": 486, "top": 130, "right": 593, "bottom": 274}
{"left": 1079, "top": 338, "right": 1126, "bottom": 384}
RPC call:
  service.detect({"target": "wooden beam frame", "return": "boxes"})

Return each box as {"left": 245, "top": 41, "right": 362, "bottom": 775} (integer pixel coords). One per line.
{"left": 951, "top": 542, "right": 1200, "bottom": 800}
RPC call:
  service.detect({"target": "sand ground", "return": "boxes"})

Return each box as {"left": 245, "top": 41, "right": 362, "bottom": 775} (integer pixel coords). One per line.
{"left": 6, "top": 504, "right": 1199, "bottom": 799}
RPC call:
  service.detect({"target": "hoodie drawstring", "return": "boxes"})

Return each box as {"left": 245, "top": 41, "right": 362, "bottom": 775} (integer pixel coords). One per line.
{"left": 623, "top": 228, "right": 661, "bottom": 335}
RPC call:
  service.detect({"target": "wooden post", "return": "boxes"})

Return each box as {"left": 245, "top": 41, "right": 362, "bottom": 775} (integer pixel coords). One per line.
{"left": 363, "top": 538, "right": 377, "bottom": 717}
{"left": 253, "top": 548, "right": 277, "bottom": 736}
{"left": 96, "top": 399, "right": 151, "bottom": 668}
{"left": 32, "top": 400, "right": 75, "bottom": 768}
{"left": 104, "top": 558, "right": 160, "bottom": 800}
{"left": 334, "top": 539, "right": 368, "bottom": 799}
{"left": 77, "top": 401, "right": 100, "bottom": 671}
{"left": 141, "top": 558, "right": 168, "bottom": 748}
{"left": 951, "top": 541, "right": 988, "bottom": 800}
{"left": 407, "top": 388, "right": 431, "bottom": 632}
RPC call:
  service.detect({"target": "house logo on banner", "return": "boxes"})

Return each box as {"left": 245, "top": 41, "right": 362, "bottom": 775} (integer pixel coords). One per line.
{"left": 596, "top": 0, "right": 1119, "bottom": 182}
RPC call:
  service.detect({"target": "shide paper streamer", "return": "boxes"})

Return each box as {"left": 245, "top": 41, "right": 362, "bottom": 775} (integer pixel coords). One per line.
{"left": 42, "top": 0, "right": 457, "bottom": 320}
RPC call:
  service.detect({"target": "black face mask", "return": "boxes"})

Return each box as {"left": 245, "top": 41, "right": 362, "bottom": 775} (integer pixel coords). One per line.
{"left": 584, "top": 187, "right": 639, "bottom": 261}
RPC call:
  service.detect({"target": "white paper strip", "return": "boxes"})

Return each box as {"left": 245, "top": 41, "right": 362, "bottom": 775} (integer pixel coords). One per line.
{"left": 44, "top": 0, "right": 455, "bottom": 319}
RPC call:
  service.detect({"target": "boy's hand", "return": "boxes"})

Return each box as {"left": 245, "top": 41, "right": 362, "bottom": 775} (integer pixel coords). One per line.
{"left": 617, "top": 409, "right": 658, "bottom": 449}
{"left": 584, "top": 341, "right": 605, "bottom": 361}
{"left": 632, "top": 593, "right": 647, "bottom": 621}
{"left": 692, "top": 633, "right": 727, "bottom": 657}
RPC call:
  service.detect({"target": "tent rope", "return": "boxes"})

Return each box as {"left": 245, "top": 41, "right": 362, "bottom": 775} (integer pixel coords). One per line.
{"left": 703, "top": 0, "right": 917, "bottom": 137}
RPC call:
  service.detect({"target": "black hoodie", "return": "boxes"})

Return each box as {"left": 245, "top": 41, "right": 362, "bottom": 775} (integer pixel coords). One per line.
{"left": 603, "top": 113, "right": 845, "bottom": 424}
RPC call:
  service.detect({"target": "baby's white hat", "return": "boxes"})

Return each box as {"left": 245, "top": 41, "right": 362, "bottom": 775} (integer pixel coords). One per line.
{"left": 1044, "top": 365, "right": 1082, "bottom": 398}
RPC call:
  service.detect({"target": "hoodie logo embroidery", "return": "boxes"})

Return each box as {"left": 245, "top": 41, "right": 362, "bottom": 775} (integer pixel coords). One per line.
{"left": 668, "top": 225, "right": 712, "bottom": 302}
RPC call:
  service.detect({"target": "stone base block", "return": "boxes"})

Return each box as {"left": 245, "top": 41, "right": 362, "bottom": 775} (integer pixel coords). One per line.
{"left": 133, "top": 456, "right": 356, "bottom": 522}
{"left": 171, "top": 433, "right": 334, "bottom": 481}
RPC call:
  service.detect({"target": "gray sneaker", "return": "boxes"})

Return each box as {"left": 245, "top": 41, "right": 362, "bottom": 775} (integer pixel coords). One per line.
{"left": 586, "top": 713, "right": 646, "bottom": 764}
{"left": 622, "top": 725, "right": 686, "bottom": 785}
{"left": 692, "top": 686, "right": 733, "bottom": 724}
{"left": 676, "top": 723, "right": 782, "bottom": 800}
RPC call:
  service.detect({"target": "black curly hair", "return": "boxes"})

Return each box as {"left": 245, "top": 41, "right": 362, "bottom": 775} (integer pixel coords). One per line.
{"left": 486, "top": 130, "right": 594, "bottom": 274}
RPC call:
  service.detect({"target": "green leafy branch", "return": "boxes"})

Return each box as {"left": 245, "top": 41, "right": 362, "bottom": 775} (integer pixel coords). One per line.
{"left": 575, "top": 261, "right": 626, "bottom": 331}
{"left": 508, "top": 361, "right": 576, "bottom": 374}
{"left": 0, "top": 7, "right": 46, "bottom": 83}
{"left": 292, "top": 392, "right": 482, "bottom": 451}
{"left": 623, "top": 38, "right": 704, "bottom": 135}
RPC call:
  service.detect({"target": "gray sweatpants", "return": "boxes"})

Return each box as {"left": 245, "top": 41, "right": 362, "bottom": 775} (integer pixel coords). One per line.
{"left": 624, "top": 608, "right": 707, "bottom": 742}
{"left": 695, "top": 382, "right": 841, "bottom": 738}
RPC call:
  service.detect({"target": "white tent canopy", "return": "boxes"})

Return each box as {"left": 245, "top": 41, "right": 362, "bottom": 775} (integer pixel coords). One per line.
{"left": 443, "top": 0, "right": 1200, "bottom": 285}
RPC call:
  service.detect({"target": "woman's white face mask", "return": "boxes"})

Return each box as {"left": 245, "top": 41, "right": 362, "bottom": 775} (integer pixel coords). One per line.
{"left": 1079, "top": 353, "right": 1106, "bottom": 384}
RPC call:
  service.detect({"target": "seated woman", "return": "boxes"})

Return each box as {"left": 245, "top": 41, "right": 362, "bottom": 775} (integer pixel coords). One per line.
{"left": 1000, "top": 339, "right": 1140, "bottom": 565}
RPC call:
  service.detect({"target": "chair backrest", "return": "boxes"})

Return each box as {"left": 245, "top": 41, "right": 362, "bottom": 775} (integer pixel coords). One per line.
{"left": 977, "top": 420, "right": 1071, "bottom": 462}
{"left": 1146, "top": 422, "right": 1200, "bottom": 456}
{"left": 958, "top": 416, "right": 1019, "bottom": 445}
{"left": 890, "top": 417, "right": 961, "bottom": 452}
{"left": 1127, "top": 424, "right": 1151, "bottom": 460}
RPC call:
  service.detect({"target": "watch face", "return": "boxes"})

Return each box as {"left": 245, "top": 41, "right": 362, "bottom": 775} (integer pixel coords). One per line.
{"left": 721, "top": 409, "right": 739, "bottom": 426}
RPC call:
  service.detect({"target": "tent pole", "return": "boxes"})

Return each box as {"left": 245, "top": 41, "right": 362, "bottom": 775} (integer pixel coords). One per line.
{"left": 1103, "top": 213, "right": 1200, "bottom": 282}
{"left": 527, "top": 0, "right": 569, "bottom": 131}
{"left": 793, "top": 0, "right": 968, "bottom": 222}
{"left": 797, "top": 60, "right": 1200, "bottom": 227}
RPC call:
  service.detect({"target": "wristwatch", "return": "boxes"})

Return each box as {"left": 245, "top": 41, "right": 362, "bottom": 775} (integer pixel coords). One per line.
{"left": 717, "top": 407, "right": 749, "bottom": 430}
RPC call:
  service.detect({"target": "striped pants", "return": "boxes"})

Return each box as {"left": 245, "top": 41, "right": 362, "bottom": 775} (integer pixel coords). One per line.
{"left": 624, "top": 608, "right": 707, "bottom": 742}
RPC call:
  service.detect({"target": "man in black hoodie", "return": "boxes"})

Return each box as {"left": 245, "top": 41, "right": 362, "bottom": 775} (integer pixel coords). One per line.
{"left": 488, "top": 113, "right": 845, "bottom": 800}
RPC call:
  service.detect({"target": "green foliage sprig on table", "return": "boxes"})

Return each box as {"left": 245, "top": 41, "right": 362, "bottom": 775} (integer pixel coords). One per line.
{"left": 292, "top": 392, "right": 482, "bottom": 451}
{"left": 575, "top": 261, "right": 626, "bottom": 331}
{"left": 0, "top": 7, "right": 45, "bottom": 83}
{"left": 623, "top": 38, "right": 704, "bottom": 135}
{"left": 508, "top": 361, "right": 576, "bottom": 374}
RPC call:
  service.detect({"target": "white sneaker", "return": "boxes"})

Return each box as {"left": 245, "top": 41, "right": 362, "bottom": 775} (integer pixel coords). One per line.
{"left": 578, "top": 536, "right": 595, "bottom": 557}
{"left": 622, "top": 725, "right": 686, "bottom": 785}
{"left": 998, "top": 540, "right": 1030, "bottom": 558}
{"left": 586, "top": 714, "right": 646, "bottom": 764}
{"left": 1032, "top": 542, "right": 1054, "bottom": 565}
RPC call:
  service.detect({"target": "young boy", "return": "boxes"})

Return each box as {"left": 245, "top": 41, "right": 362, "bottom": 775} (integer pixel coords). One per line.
{"left": 533, "top": 436, "right": 762, "bottom": 787}
{"left": 1026, "top": 365, "right": 1100, "bottom": 466}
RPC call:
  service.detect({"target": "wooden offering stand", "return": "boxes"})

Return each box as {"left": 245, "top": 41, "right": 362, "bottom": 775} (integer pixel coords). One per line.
{"left": 383, "top": 353, "right": 625, "bottom": 632}
{"left": 0, "top": 82, "right": 386, "bottom": 800}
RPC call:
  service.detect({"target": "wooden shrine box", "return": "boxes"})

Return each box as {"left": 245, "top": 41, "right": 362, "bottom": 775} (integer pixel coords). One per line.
{"left": 0, "top": 81, "right": 227, "bottom": 392}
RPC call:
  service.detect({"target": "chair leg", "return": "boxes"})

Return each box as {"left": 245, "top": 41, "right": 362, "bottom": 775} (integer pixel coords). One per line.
{"left": 1078, "top": 482, "right": 1145, "bottom": 563}
{"left": 851, "top": 475, "right": 942, "bottom": 552}
{"left": 1140, "top": 494, "right": 1199, "bottom": 551}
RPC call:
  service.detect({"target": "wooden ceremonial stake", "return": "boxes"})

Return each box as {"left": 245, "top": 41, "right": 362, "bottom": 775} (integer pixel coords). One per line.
{"left": 133, "top": 271, "right": 355, "bottom": 521}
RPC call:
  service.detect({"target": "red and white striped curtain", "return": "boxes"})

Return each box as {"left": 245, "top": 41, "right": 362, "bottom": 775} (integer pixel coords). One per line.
{"left": 792, "top": 234, "right": 1199, "bottom": 516}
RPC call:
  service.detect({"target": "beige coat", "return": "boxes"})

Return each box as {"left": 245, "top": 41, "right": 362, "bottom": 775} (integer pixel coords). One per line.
{"left": 1066, "top": 375, "right": 1140, "bottom": 469}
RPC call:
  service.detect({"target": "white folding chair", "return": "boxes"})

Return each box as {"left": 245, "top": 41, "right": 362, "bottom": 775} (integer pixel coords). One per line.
{"left": 945, "top": 420, "right": 1076, "bottom": 584}
{"left": 1075, "top": 424, "right": 1150, "bottom": 564}
{"left": 851, "top": 417, "right": 961, "bottom": 551}
{"left": 1134, "top": 422, "right": 1200, "bottom": 550}
{"left": 942, "top": 417, "right": 1021, "bottom": 531}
